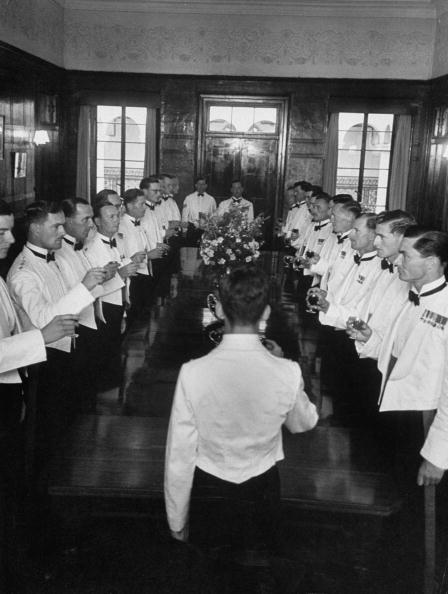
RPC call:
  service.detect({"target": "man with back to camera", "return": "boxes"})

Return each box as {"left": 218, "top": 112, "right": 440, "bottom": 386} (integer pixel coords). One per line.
{"left": 0, "top": 199, "right": 79, "bottom": 592}
{"left": 164, "top": 265, "right": 318, "bottom": 563}
{"left": 217, "top": 180, "right": 254, "bottom": 222}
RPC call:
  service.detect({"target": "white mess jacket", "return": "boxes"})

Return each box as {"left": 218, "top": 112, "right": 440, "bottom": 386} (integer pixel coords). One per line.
{"left": 56, "top": 236, "right": 104, "bottom": 330}
{"left": 317, "top": 235, "right": 355, "bottom": 293}
{"left": 118, "top": 214, "right": 151, "bottom": 276}
{"left": 142, "top": 204, "right": 164, "bottom": 248}
{"left": 217, "top": 198, "right": 254, "bottom": 222}
{"left": 7, "top": 243, "right": 94, "bottom": 352}
{"left": 377, "top": 279, "right": 448, "bottom": 468}
{"left": 182, "top": 192, "right": 216, "bottom": 225}
{"left": 162, "top": 196, "right": 181, "bottom": 223}
{"left": 356, "top": 267, "right": 409, "bottom": 359}
{"left": 83, "top": 233, "right": 130, "bottom": 307}
{"left": 319, "top": 252, "right": 384, "bottom": 329}
{"left": 283, "top": 201, "right": 311, "bottom": 238}
{"left": 0, "top": 277, "right": 46, "bottom": 383}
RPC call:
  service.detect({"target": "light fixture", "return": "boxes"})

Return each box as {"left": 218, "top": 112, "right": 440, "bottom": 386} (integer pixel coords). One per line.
{"left": 33, "top": 130, "right": 50, "bottom": 145}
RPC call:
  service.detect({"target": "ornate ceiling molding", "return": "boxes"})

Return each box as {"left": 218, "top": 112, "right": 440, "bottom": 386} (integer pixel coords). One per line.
{"left": 63, "top": 0, "right": 437, "bottom": 19}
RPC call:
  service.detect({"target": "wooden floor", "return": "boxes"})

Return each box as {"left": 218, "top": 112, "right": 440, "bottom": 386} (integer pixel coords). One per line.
{"left": 43, "top": 248, "right": 422, "bottom": 593}
{"left": 47, "top": 249, "right": 401, "bottom": 517}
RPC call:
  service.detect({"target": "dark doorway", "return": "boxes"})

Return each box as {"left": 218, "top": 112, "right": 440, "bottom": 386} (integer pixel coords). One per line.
{"left": 198, "top": 96, "right": 289, "bottom": 246}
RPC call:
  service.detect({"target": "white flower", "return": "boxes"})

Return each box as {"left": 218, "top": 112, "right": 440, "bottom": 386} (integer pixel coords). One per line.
{"left": 235, "top": 238, "right": 241, "bottom": 243}
{"left": 226, "top": 248, "right": 233, "bottom": 255}
{"left": 245, "top": 256, "right": 252, "bottom": 262}
{"left": 217, "top": 237, "right": 224, "bottom": 244}
{"left": 230, "top": 254, "right": 236, "bottom": 261}
{"left": 218, "top": 258, "right": 226, "bottom": 265}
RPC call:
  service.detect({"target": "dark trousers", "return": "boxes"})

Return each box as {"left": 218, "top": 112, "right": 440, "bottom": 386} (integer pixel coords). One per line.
{"left": 72, "top": 324, "right": 99, "bottom": 413}
{"left": 0, "top": 384, "right": 23, "bottom": 591}
{"left": 128, "top": 274, "right": 155, "bottom": 325}
{"left": 190, "top": 466, "right": 281, "bottom": 554}
{"left": 33, "top": 348, "right": 74, "bottom": 477}
{"left": 96, "top": 302, "right": 124, "bottom": 391}
{"left": 185, "top": 224, "right": 204, "bottom": 247}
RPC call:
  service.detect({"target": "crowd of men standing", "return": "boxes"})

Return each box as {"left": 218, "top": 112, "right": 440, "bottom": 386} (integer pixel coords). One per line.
{"left": 279, "top": 180, "right": 448, "bottom": 490}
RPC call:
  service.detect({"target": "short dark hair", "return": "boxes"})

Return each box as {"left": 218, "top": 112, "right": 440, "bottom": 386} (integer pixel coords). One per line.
{"left": 0, "top": 200, "right": 13, "bottom": 216}
{"left": 231, "top": 179, "right": 242, "bottom": 186}
{"left": 310, "top": 185, "right": 323, "bottom": 197}
{"left": 358, "top": 212, "right": 377, "bottom": 230}
{"left": 404, "top": 226, "right": 448, "bottom": 266}
{"left": 376, "top": 210, "right": 416, "bottom": 235}
{"left": 218, "top": 266, "right": 270, "bottom": 326}
{"left": 61, "top": 197, "right": 90, "bottom": 219}
{"left": 92, "top": 195, "right": 116, "bottom": 219}
{"left": 332, "top": 193, "right": 354, "bottom": 204}
{"left": 314, "top": 192, "right": 331, "bottom": 204}
{"left": 96, "top": 189, "right": 118, "bottom": 201}
{"left": 159, "top": 173, "right": 172, "bottom": 180}
{"left": 123, "top": 188, "right": 144, "bottom": 206}
{"left": 195, "top": 176, "right": 207, "bottom": 184}
{"left": 139, "top": 176, "right": 160, "bottom": 190}
{"left": 339, "top": 201, "right": 362, "bottom": 218}
{"left": 293, "top": 180, "right": 312, "bottom": 192}
{"left": 24, "top": 201, "right": 63, "bottom": 235}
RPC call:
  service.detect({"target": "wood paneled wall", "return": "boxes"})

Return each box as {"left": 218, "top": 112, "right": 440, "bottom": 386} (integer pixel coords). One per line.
{"left": 64, "top": 71, "right": 431, "bottom": 220}
{"left": 0, "top": 42, "right": 64, "bottom": 217}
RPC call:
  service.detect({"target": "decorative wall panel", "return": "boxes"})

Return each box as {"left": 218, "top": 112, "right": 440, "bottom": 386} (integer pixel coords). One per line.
{"left": 64, "top": 11, "right": 435, "bottom": 79}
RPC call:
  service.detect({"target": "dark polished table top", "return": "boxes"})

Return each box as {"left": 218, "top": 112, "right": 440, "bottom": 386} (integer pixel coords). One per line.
{"left": 48, "top": 248, "right": 401, "bottom": 517}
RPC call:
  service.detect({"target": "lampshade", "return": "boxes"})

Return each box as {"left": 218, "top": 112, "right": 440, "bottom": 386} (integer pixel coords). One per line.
{"left": 33, "top": 130, "right": 50, "bottom": 145}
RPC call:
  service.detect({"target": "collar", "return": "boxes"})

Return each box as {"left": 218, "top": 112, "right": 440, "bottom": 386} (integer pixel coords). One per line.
{"left": 354, "top": 250, "right": 377, "bottom": 265}
{"left": 314, "top": 219, "right": 331, "bottom": 231}
{"left": 124, "top": 213, "right": 141, "bottom": 226}
{"left": 335, "top": 231, "right": 350, "bottom": 244}
{"left": 290, "top": 201, "right": 306, "bottom": 210}
{"left": 220, "top": 334, "right": 265, "bottom": 349}
{"left": 231, "top": 196, "right": 243, "bottom": 202}
{"left": 98, "top": 233, "right": 117, "bottom": 247}
{"left": 413, "top": 276, "right": 447, "bottom": 296}
{"left": 63, "top": 235, "right": 83, "bottom": 251}
{"left": 197, "top": 192, "right": 205, "bottom": 198}
{"left": 26, "top": 242, "right": 48, "bottom": 257}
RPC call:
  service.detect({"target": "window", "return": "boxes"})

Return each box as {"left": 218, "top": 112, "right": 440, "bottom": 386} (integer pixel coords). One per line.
{"left": 207, "top": 105, "right": 278, "bottom": 134}
{"left": 336, "top": 112, "right": 394, "bottom": 212}
{"left": 96, "top": 106, "right": 147, "bottom": 194}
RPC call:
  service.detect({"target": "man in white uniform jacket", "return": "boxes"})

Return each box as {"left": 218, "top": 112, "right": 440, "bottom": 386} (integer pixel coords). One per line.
{"left": 182, "top": 176, "right": 216, "bottom": 246}
{"left": 375, "top": 227, "right": 448, "bottom": 486}
{"left": 217, "top": 180, "right": 254, "bottom": 222}
{"left": 164, "top": 266, "right": 318, "bottom": 547}
{"left": 0, "top": 200, "right": 78, "bottom": 593}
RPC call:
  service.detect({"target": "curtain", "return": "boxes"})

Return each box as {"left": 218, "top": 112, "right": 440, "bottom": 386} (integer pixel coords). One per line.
{"left": 388, "top": 114, "right": 412, "bottom": 211}
{"left": 322, "top": 113, "right": 339, "bottom": 195}
{"left": 144, "top": 108, "right": 157, "bottom": 176}
{"left": 76, "top": 105, "right": 94, "bottom": 202}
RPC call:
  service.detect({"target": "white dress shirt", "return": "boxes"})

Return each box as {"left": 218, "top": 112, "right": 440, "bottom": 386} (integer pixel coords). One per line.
{"left": 182, "top": 191, "right": 216, "bottom": 225}
{"left": 319, "top": 252, "right": 384, "bottom": 329}
{"left": 217, "top": 198, "right": 254, "bottom": 222}
{"left": 0, "top": 277, "right": 46, "bottom": 383}
{"left": 7, "top": 243, "right": 94, "bottom": 352}
{"left": 283, "top": 201, "right": 311, "bottom": 238}
{"left": 319, "top": 236, "right": 356, "bottom": 293}
{"left": 376, "top": 278, "right": 448, "bottom": 468}
{"left": 164, "top": 333, "right": 318, "bottom": 532}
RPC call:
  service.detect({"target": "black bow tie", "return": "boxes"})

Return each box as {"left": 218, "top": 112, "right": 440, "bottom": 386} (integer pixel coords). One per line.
{"left": 408, "top": 282, "right": 447, "bottom": 306}
{"left": 63, "top": 237, "right": 83, "bottom": 251}
{"left": 101, "top": 238, "right": 117, "bottom": 248}
{"left": 232, "top": 198, "right": 242, "bottom": 204}
{"left": 131, "top": 219, "right": 141, "bottom": 227}
{"left": 197, "top": 193, "right": 204, "bottom": 198}
{"left": 314, "top": 220, "right": 329, "bottom": 232}
{"left": 290, "top": 203, "right": 300, "bottom": 210}
{"left": 354, "top": 253, "right": 376, "bottom": 265}
{"left": 28, "top": 247, "right": 55, "bottom": 263}
{"left": 337, "top": 234, "right": 347, "bottom": 245}
{"left": 381, "top": 259, "right": 394, "bottom": 273}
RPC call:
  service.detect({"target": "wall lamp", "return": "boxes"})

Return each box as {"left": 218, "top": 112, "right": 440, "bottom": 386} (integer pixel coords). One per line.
{"left": 33, "top": 130, "right": 50, "bottom": 145}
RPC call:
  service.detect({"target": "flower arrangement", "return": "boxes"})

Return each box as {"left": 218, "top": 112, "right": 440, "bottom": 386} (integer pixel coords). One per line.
{"left": 199, "top": 207, "right": 265, "bottom": 271}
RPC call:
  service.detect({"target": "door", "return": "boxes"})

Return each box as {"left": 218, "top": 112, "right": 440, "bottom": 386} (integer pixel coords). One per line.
{"left": 198, "top": 96, "right": 288, "bottom": 245}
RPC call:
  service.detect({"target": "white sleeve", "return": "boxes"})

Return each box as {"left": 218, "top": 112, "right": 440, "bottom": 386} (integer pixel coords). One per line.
{"left": 420, "top": 348, "right": 448, "bottom": 469}
{"left": 284, "top": 364, "right": 319, "bottom": 433}
{"left": 0, "top": 329, "right": 46, "bottom": 374}
{"left": 164, "top": 366, "right": 198, "bottom": 532}
{"left": 181, "top": 197, "right": 190, "bottom": 223}
{"left": 9, "top": 271, "right": 94, "bottom": 329}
